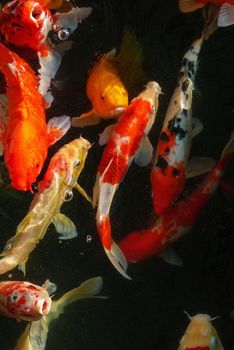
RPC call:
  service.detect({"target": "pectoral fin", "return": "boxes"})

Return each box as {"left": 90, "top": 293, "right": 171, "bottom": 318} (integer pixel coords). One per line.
{"left": 75, "top": 183, "right": 92, "bottom": 203}
{"left": 42, "top": 280, "right": 57, "bottom": 296}
{"left": 191, "top": 118, "right": 203, "bottom": 138}
{"left": 99, "top": 124, "right": 116, "bottom": 146}
{"left": 52, "top": 213, "right": 78, "bottom": 240}
{"left": 218, "top": 3, "right": 234, "bottom": 27}
{"left": 134, "top": 136, "right": 153, "bottom": 167}
{"left": 29, "top": 319, "right": 48, "bottom": 350}
{"left": 71, "top": 110, "right": 100, "bottom": 128}
{"left": 47, "top": 115, "right": 71, "bottom": 146}
{"left": 160, "top": 247, "right": 183, "bottom": 266}
{"left": 186, "top": 157, "right": 216, "bottom": 178}
{"left": 178, "top": 0, "right": 204, "bottom": 13}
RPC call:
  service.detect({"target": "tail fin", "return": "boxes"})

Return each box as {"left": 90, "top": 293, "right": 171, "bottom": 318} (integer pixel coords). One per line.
{"left": 114, "top": 27, "right": 145, "bottom": 97}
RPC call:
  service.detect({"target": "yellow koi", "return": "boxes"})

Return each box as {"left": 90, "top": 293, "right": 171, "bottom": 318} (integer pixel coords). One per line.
{"left": 0, "top": 137, "right": 91, "bottom": 275}
{"left": 72, "top": 27, "right": 145, "bottom": 128}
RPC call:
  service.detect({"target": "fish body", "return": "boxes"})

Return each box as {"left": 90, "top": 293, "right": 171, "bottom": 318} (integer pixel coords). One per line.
{"left": 119, "top": 132, "right": 234, "bottom": 263}
{"left": 150, "top": 38, "right": 205, "bottom": 216}
{"left": 0, "top": 0, "right": 92, "bottom": 105}
{"left": 179, "top": 0, "right": 234, "bottom": 13}
{"left": 15, "top": 277, "right": 103, "bottom": 350}
{"left": 0, "top": 43, "right": 70, "bottom": 191}
{"left": 178, "top": 314, "right": 223, "bottom": 350}
{"left": 0, "top": 137, "right": 91, "bottom": 275}
{"left": 94, "top": 82, "right": 161, "bottom": 277}
{"left": 0, "top": 281, "right": 51, "bottom": 321}
{"left": 72, "top": 28, "right": 144, "bottom": 128}
{"left": 0, "top": 0, "right": 53, "bottom": 52}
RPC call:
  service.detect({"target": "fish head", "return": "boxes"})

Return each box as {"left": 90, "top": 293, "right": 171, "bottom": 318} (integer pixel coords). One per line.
{"left": 0, "top": 281, "right": 52, "bottom": 321}
{"left": 151, "top": 162, "right": 186, "bottom": 216}
{"left": 4, "top": 123, "right": 47, "bottom": 191}
{"left": 101, "top": 83, "right": 128, "bottom": 116}
{"left": 41, "top": 137, "right": 91, "bottom": 190}
{"left": 178, "top": 314, "right": 223, "bottom": 350}
{"left": 0, "top": 0, "right": 53, "bottom": 50}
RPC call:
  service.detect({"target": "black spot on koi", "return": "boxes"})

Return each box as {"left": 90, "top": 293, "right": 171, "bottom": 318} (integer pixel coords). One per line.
{"left": 156, "top": 156, "right": 168, "bottom": 169}
{"left": 159, "top": 132, "right": 170, "bottom": 142}
{"left": 181, "top": 79, "right": 190, "bottom": 92}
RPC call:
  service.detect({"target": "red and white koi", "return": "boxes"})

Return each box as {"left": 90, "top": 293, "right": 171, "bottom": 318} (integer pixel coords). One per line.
{"left": 119, "top": 132, "right": 234, "bottom": 265}
{"left": 150, "top": 37, "right": 217, "bottom": 216}
{"left": 93, "top": 81, "right": 162, "bottom": 278}
{"left": 178, "top": 313, "right": 223, "bottom": 350}
{"left": 15, "top": 277, "right": 104, "bottom": 350}
{"left": 0, "top": 0, "right": 92, "bottom": 106}
{"left": 0, "top": 43, "right": 70, "bottom": 191}
{"left": 0, "top": 280, "right": 53, "bottom": 321}
{"left": 0, "top": 137, "right": 91, "bottom": 275}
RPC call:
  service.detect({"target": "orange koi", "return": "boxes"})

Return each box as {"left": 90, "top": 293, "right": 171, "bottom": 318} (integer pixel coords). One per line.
{"left": 93, "top": 82, "right": 162, "bottom": 278}
{"left": 0, "top": 43, "right": 70, "bottom": 191}
{"left": 0, "top": 0, "right": 92, "bottom": 106}
{"left": 179, "top": 0, "right": 234, "bottom": 12}
{"left": 0, "top": 280, "right": 53, "bottom": 321}
{"left": 119, "top": 132, "right": 234, "bottom": 266}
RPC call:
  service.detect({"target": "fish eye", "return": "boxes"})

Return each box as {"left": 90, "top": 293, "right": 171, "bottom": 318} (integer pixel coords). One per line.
{"left": 210, "top": 336, "right": 218, "bottom": 348}
{"left": 62, "top": 189, "right": 73, "bottom": 202}
{"left": 101, "top": 96, "right": 105, "bottom": 100}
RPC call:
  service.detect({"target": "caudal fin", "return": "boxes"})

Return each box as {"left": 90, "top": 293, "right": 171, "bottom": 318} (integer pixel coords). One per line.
{"left": 104, "top": 242, "right": 131, "bottom": 280}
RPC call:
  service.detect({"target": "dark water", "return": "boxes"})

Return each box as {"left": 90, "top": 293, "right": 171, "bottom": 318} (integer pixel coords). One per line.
{"left": 0, "top": 0, "right": 234, "bottom": 349}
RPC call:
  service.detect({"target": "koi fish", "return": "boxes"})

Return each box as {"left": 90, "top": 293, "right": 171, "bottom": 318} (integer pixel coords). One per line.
{"left": 71, "top": 28, "right": 144, "bottom": 128}
{"left": 150, "top": 37, "right": 215, "bottom": 216}
{"left": 179, "top": 0, "right": 234, "bottom": 12}
{"left": 119, "top": 132, "right": 234, "bottom": 265}
{"left": 0, "top": 280, "right": 53, "bottom": 321}
{"left": 14, "top": 277, "right": 104, "bottom": 350}
{"left": 93, "top": 81, "right": 162, "bottom": 278}
{"left": 0, "top": 43, "right": 70, "bottom": 191}
{"left": 0, "top": 137, "right": 91, "bottom": 275}
{"left": 0, "top": 0, "right": 92, "bottom": 106}
{"left": 178, "top": 313, "right": 223, "bottom": 350}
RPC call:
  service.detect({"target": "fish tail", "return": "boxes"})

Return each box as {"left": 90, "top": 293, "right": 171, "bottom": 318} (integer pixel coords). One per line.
{"left": 114, "top": 26, "right": 146, "bottom": 97}
{"left": 178, "top": 0, "right": 205, "bottom": 13}
{"left": 49, "top": 277, "right": 104, "bottom": 322}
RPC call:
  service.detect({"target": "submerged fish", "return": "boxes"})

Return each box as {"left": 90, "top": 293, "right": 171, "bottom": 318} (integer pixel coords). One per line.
{"left": 179, "top": 0, "right": 234, "bottom": 12}
{"left": 0, "top": 0, "right": 92, "bottom": 106}
{"left": 0, "top": 43, "right": 70, "bottom": 191}
{"left": 71, "top": 28, "right": 144, "bottom": 128}
{"left": 0, "top": 137, "right": 91, "bottom": 275}
{"left": 15, "top": 277, "right": 104, "bottom": 350}
{"left": 93, "top": 82, "right": 161, "bottom": 278}
{"left": 119, "top": 132, "right": 234, "bottom": 265}
{"left": 0, "top": 280, "right": 52, "bottom": 321}
{"left": 178, "top": 313, "right": 223, "bottom": 350}
{"left": 150, "top": 38, "right": 215, "bottom": 216}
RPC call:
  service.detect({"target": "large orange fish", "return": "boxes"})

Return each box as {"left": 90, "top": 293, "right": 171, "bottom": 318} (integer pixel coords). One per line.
{"left": 0, "top": 43, "right": 70, "bottom": 191}
{"left": 0, "top": 0, "right": 92, "bottom": 106}
{"left": 119, "top": 132, "right": 234, "bottom": 266}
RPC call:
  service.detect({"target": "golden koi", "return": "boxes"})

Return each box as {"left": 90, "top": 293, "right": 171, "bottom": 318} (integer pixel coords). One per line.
{"left": 71, "top": 28, "right": 145, "bottom": 128}
{"left": 14, "top": 277, "right": 104, "bottom": 350}
{"left": 0, "top": 137, "right": 91, "bottom": 275}
{"left": 178, "top": 313, "right": 224, "bottom": 350}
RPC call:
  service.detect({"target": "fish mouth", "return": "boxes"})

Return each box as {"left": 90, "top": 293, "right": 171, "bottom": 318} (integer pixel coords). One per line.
{"left": 37, "top": 297, "right": 52, "bottom": 316}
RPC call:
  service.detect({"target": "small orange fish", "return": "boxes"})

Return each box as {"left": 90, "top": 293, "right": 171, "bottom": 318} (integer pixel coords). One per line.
{"left": 179, "top": 0, "right": 234, "bottom": 12}
{"left": 0, "top": 43, "right": 70, "bottom": 191}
